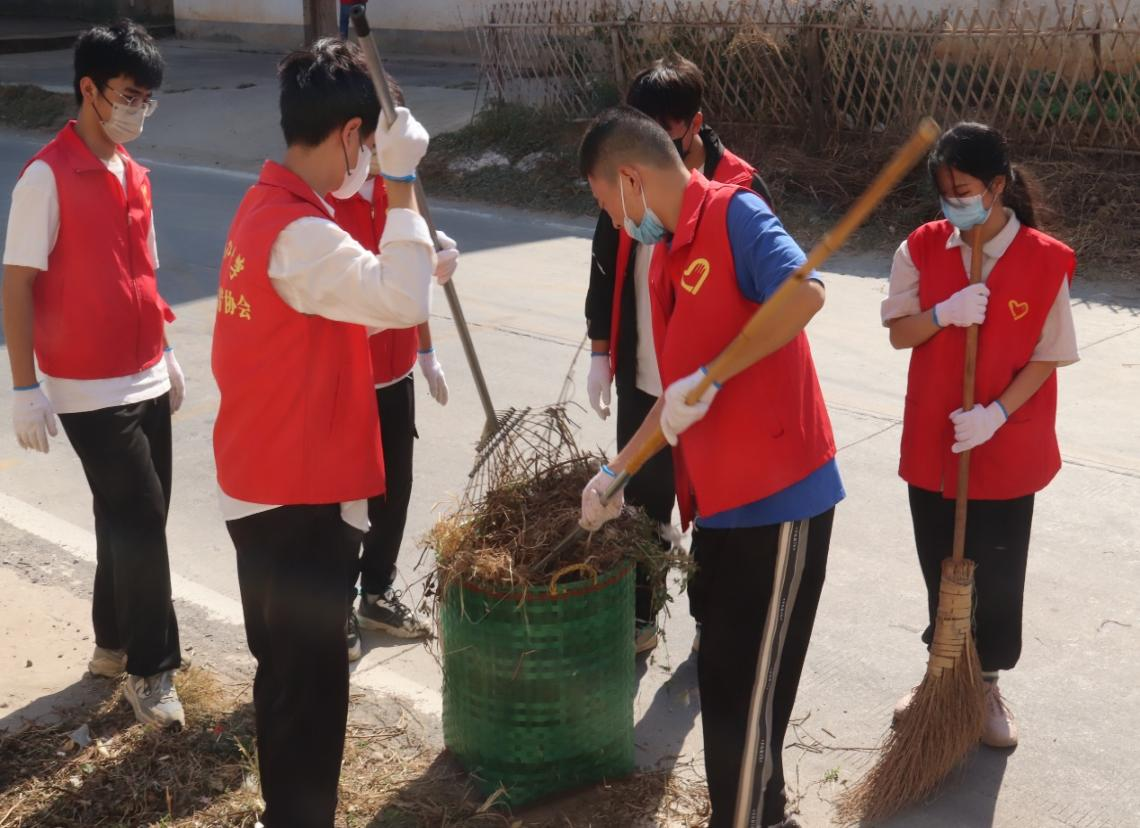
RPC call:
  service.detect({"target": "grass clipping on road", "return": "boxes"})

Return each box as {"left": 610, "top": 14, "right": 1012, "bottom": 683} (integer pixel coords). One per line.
{"left": 0, "top": 667, "right": 710, "bottom": 826}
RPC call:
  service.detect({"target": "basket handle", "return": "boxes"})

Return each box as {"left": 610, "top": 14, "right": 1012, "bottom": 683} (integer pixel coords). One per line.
{"left": 549, "top": 563, "right": 598, "bottom": 595}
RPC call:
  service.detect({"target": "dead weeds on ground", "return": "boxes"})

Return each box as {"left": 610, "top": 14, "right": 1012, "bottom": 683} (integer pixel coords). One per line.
{"left": 0, "top": 85, "right": 72, "bottom": 132}
{"left": 0, "top": 668, "right": 711, "bottom": 827}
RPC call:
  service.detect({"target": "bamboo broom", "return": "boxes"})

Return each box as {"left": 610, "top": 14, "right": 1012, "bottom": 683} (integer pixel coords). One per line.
{"left": 838, "top": 226, "right": 990, "bottom": 824}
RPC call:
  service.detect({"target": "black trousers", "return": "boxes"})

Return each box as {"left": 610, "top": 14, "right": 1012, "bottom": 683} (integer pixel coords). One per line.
{"left": 58, "top": 394, "right": 180, "bottom": 677}
{"left": 908, "top": 485, "right": 1034, "bottom": 673}
{"left": 695, "top": 509, "right": 834, "bottom": 828}
{"left": 353, "top": 376, "right": 417, "bottom": 602}
{"left": 615, "top": 383, "right": 680, "bottom": 624}
{"left": 229, "top": 504, "right": 362, "bottom": 828}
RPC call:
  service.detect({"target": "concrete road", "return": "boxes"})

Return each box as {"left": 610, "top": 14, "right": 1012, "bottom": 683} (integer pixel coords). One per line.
{"left": 0, "top": 124, "right": 1137, "bottom": 827}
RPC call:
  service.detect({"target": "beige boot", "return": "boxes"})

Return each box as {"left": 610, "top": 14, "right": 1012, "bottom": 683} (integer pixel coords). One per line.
{"left": 981, "top": 681, "right": 1018, "bottom": 748}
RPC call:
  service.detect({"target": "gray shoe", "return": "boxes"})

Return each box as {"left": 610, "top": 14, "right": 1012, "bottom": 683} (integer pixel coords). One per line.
{"left": 88, "top": 646, "right": 127, "bottom": 678}
{"left": 635, "top": 622, "right": 659, "bottom": 655}
{"left": 124, "top": 670, "right": 185, "bottom": 729}
{"left": 357, "top": 590, "right": 429, "bottom": 639}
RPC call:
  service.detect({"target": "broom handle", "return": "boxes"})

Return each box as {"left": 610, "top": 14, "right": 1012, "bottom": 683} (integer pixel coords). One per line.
{"left": 951, "top": 228, "right": 985, "bottom": 562}
{"left": 681, "top": 117, "right": 941, "bottom": 402}
{"left": 350, "top": 6, "right": 498, "bottom": 442}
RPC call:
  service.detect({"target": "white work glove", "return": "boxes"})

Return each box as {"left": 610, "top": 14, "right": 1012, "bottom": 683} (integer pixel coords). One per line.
{"left": 580, "top": 464, "right": 623, "bottom": 532}
{"left": 12, "top": 385, "right": 58, "bottom": 453}
{"left": 935, "top": 283, "right": 990, "bottom": 328}
{"left": 586, "top": 354, "right": 612, "bottom": 420}
{"left": 375, "top": 107, "right": 429, "bottom": 180}
{"left": 164, "top": 348, "right": 186, "bottom": 414}
{"left": 950, "top": 401, "right": 1007, "bottom": 453}
{"left": 418, "top": 348, "right": 448, "bottom": 406}
{"left": 433, "top": 230, "right": 458, "bottom": 285}
{"left": 661, "top": 367, "right": 719, "bottom": 447}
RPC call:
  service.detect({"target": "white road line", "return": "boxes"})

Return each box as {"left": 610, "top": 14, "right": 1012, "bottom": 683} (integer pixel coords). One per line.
{"left": 0, "top": 491, "right": 444, "bottom": 718}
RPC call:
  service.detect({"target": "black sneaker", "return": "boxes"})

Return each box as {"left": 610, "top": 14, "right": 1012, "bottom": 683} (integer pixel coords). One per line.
{"left": 346, "top": 611, "right": 363, "bottom": 662}
{"left": 356, "top": 589, "right": 430, "bottom": 639}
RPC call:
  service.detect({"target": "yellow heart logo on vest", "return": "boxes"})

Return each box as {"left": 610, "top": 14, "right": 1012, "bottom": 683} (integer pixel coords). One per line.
{"left": 681, "top": 258, "right": 711, "bottom": 295}
{"left": 1008, "top": 299, "right": 1030, "bottom": 320}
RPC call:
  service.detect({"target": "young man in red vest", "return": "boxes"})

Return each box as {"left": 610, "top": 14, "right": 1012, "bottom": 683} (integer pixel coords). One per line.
{"left": 583, "top": 56, "right": 773, "bottom": 654}
{"left": 578, "top": 107, "right": 843, "bottom": 828}
{"left": 2, "top": 20, "right": 187, "bottom": 728}
{"left": 328, "top": 90, "right": 457, "bottom": 655}
{"left": 212, "top": 40, "right": 441, "bottom": 827}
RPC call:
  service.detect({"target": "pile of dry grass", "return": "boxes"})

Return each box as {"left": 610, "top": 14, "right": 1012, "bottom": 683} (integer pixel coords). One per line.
{"left": 0, "top": 667, "right": 712, "bottom": 827}
{"left": 429, "top": 453, "right": 685, "bottom": 597}
{"left": 0, "top": 668, "right": 262, "bottom": 827}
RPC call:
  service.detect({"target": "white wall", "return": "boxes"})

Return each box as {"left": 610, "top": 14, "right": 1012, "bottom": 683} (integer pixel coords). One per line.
{"left": 173, "top": 0, "right": 304, "bottom": 27}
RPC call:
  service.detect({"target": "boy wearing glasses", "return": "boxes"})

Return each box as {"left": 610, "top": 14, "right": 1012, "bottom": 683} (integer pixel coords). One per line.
{"left": 1, "top": 20, "right": 187, "bottom": 728}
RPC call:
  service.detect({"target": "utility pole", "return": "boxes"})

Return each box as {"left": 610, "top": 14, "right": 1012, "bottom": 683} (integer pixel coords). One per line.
{"left": 304, "top": 0, "right": 338, "bottom": 43}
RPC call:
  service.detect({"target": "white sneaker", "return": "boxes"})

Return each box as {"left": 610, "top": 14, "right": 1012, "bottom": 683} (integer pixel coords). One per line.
{"left": 981, "top": 682, "right": 1018, "bottom": 748}
{"left": 88, "top": 646, "right": 127, "bottom": 678}
{"left": 124, "top": 670, "right": 185, "bottom": 728}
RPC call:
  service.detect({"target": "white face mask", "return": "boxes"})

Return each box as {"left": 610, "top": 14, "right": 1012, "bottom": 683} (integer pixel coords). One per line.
{"left": 331, "top": 141, "right": 372, "bottom": 200}
{"left": 100, "top": 99, "right": 148, "bottom": 145}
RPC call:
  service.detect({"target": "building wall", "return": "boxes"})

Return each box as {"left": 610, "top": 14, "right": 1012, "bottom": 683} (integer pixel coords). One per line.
{"left": 172, "top": 0, "right": 480, "bottom": 54}
{"left": 1, "top": 0, "right": 174, "bottom": 22}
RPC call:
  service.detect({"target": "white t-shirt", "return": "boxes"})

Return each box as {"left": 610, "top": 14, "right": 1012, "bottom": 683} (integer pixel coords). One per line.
{"left": 218, "top": 186, "right": 436, "bottom": 532}
{"left": 632, "top": 242, "right": 663, "bottom": 397}
{"left": 3, "top": 158, "right": 170, "bottom": 414}
{"left": 880, "top": 209, "right": 1079, "bottom": 366}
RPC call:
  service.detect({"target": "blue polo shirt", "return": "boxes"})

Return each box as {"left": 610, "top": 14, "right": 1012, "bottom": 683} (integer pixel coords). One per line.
{"left": 694, "top": 191, "right": 844, "bottom": 529}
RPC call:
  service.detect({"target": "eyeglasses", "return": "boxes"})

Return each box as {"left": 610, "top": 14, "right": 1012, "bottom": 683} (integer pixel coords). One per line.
{"left": 102, "top": 86, "right": 159, "bottom": 116}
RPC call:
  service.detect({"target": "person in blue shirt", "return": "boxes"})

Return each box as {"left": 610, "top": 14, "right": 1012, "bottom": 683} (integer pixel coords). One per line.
{"left": 578, "top": 107, "right": 842, "bottom": 828}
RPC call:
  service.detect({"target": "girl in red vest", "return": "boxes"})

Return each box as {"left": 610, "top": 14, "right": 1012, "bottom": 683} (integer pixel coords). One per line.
{"left": 329, "top": 131, "right": 458, "bottom": 659}
{"left": 883, "top": 122, "right": 1078, "bottom": 749}
{"left": 2, "top": 21, "right": 187, "bottom": 729}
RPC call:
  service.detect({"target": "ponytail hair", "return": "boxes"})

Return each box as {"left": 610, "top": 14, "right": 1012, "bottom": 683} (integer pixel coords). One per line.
{"left": 927, "top": 121, "right": 1044, "bottom": 229}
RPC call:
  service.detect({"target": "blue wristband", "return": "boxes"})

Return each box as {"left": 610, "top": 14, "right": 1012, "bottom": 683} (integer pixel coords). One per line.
{"left": 699, "top": 365, "right": 722, "bottom": 390}
{"left": 591, "top": 351, "right": 609, "bottom": 358}
{"left": 995, "top": 400, "right": 1009, "bottom": 420}
{"left": 601, "top": 464, "right": 617, "bottom": 478}
{"left": 13, "top": 382, "right": 40, "bottom": 392}
{"left": 381, "top": 171, "right": 416, "bottom": 183}
{"left": 418, "top": 347, "right": 435, "bottom": 355}
{"left": 164, "top": 346, "right": 173, "bottom": 353}
{"left": 932, "top": 305, "right": 944, "bottom": 328}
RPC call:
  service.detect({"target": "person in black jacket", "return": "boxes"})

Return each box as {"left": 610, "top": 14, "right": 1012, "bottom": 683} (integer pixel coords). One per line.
{"left": 583, "top": 56, "right": 773, "bottom": 656}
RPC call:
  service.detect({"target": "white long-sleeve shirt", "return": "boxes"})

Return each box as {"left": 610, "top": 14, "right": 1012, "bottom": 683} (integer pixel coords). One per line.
{"left": 880, "top": 209, "right": 1078, "bottom": 366}
{"left": 219, "top": 189, "right": 435, "bottom": 531}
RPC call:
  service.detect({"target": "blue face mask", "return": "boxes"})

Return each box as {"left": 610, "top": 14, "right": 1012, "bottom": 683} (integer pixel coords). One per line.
{"left": 940, "top": 191, "right": 993, "bottom": 231}
{"left": 619, "top": 175, "right": 667, "bottom": 245}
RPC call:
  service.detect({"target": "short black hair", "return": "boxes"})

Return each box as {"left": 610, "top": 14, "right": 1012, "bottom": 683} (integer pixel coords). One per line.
{"left": 579, "top": 106, "right": 679, "bottom": 179}
{"left": 73, "top": 19, "right": 164, "bottom": 105}
{"left": 625, "top": 55, "right": 704, "bottom": 125}
{"left": 278, "top": 38, "right": 381, "bottom": 147}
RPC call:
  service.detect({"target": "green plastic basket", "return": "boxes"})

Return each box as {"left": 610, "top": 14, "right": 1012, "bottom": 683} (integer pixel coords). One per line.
{"left": 441, "top": 561, "right": 635, "bottom": 807}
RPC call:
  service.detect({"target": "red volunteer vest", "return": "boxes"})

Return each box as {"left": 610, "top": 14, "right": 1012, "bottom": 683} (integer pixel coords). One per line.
{"left": 899, "top": 220, "right": 1074, "bottom": 499}
{"left": 328, "top": 183, "right": 420, "bottom": 384}
{"left": 655, "top": 173, "right": 836, "bottom": 526}
{"left": 608, "top": 146, "right": 759, "bottom": 377}
{"left": 26, "top": 122, "right": 173, "bottom": 379}
{"left": 212, "top": 161, "right": 385, "bottom": 504}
